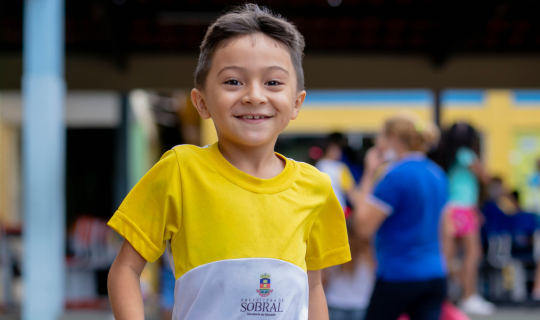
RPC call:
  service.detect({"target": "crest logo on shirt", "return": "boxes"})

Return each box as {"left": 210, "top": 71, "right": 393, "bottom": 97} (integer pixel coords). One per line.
{"left": 256, "top": 273, "right": 273, "bottom": 297}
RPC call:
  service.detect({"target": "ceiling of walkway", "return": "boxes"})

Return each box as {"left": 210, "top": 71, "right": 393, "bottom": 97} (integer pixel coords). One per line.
{"left": 1, "top": 0, "right": 540, "bottom": 69}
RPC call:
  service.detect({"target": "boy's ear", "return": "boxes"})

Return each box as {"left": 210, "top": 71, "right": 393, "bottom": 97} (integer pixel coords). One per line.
{"left": 191, "top": 88, "right": 211, "bottom": 120}
{"left": 290, "top": 90, "right": 306, "bottom": 120}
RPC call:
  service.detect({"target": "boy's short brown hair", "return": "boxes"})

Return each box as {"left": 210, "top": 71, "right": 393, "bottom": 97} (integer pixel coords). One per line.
{"left": 194, "top": 4, "right": 305, "bottom": 91}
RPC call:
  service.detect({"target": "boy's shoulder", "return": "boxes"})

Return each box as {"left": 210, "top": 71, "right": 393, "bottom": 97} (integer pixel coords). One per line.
{"left": 160, "top": 144, "right": 214, "bottom": 171}
{"left": 169, "top": 144, "right": 210, "bottom": 160}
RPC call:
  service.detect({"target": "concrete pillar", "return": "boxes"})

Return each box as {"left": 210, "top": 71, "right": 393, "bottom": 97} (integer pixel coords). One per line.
{"left": 22, "top": 0, "right": 65, "bottom": 319}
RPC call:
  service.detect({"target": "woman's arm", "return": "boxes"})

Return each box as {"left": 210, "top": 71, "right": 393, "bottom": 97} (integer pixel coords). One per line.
{"left": 108, "top": 240, "right": 147, "bottom": 320}
{"left": 354, "top": 148, "right": 388, "bottom": 238}
{"left": 308, "top": 270, "right": 328, "bottom": 320}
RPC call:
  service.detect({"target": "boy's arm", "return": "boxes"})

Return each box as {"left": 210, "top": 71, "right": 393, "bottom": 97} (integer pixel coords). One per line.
{"left": 108, "top": 240, "right": 148, "bottom": 320}
{"left": 308, "top": 270, "right": 329, "bottom": 320}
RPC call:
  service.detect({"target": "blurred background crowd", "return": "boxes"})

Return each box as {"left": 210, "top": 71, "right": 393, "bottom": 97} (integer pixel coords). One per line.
{"left": 1, "top": 0, "right": 540, "bottom": 319}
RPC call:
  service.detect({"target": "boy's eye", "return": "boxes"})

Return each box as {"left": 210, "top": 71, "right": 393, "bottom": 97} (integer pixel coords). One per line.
{"left": 224, "top": 79, "right": 241, "bottom": 86}
{"left": 266, "top": 80, "right": 281, "bottom": 86}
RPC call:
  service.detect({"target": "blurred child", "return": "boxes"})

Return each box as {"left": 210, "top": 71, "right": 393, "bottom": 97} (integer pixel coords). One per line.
{"left": 106, "top": 5, "right": 350, "bottom": 320}
{"left": 159, "top": 256, "right": 175, "bottom": 320}
{"left": 435, "top": 123, "right": 495, "bottom": 315}
{"left": 487, "top": 177, "right": 520, "bottom": 216}
{"left": 507, "top": 190, "right": 540, "bottom": 301}
{"left": 324, "top": 220, "right": 374, "bottom": 320}
{"left": 317, "top": 133, "right": 355, "bottom": 209}
{"left": 529, "top": 159, "right": 540, "bottom": 216}
{"left": 526, "top": 159, "right": 540, "bottom": 300}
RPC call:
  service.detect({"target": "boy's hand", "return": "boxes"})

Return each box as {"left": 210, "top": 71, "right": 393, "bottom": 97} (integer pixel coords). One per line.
{"left": 308, "top": 270, "right": 329, "bottom": 320}
{"left": 108, "top": 240, "right": 147, "bottom": 320}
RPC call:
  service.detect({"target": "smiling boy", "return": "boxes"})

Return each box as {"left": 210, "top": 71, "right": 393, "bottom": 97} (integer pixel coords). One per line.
{"left": 107, "top": 5, "right": 350, "bottom": 320}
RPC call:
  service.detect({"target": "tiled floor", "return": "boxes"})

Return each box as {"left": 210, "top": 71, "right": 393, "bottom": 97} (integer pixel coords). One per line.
{"left": 59, "top": 311, "right": 114, "bottom": 320}
{"left": 0, "top": 311, "right": 115, "bottom": 320}
{"left": 469, "top": 308, "right": 540, "bottom": 320}
{"left": 1, "top": 308, "right": 539, "bottom": 319}
{"left": 0, "top": 310, "right": 159, "bottom": 320}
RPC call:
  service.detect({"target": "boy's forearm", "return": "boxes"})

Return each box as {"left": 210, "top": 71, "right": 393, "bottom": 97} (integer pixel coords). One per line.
{"left": 308, "top": 283, "right": 329, "bottom": 320}
{"left": 108, "top": 264, "right": 145, "bottom": 320}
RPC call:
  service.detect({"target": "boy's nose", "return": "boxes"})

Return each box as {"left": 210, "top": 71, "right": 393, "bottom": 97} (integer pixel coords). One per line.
{"left": 241, "top": 84, "right": 268, "bottom": 106}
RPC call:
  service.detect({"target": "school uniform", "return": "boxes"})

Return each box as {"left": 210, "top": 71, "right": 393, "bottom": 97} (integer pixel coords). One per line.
{"left": 108, "top": 143, "right": 351, "bottom": 319}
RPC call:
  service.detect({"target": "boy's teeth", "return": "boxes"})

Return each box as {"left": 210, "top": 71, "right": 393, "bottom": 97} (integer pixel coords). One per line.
{"left": 241, "top": 115, "right": 267, "bottom": 119}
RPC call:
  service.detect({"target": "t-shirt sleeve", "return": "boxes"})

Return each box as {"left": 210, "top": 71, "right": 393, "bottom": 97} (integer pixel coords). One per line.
{"left": 456, "top": 147, "right": 477, "bottom": 167}
{"left": 305, "top": 185, "right": 351, "bottom": 270}
{"left": 368, "top": 171, "right": 404, "bottom": 215}
{"left": 339, "top": 164, "right": 355, "bottom": 192}
{"left": 107, "top": 149, "right": 182, "bottom": 263}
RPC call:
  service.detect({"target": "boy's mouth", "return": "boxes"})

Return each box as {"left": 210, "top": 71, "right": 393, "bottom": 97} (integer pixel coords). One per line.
{"left": 236, "top": 115, "right": 271, "bottom": 119}
{"left": 234, "top": 114, "right": 272, "bottom": 122}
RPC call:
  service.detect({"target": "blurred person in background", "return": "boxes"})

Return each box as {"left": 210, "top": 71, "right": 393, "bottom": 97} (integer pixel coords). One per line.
{"left": 159, "top": 256, "right": 175, "bottom": 320}
{"left": 529, "top": 159, "right": 540, "bottom": 216}
{"left": 484, "top": 179, "right": 540, "bottom": 302}
{"left": 485, "top": 177, "right": 520, "bottom": 216}
{"left": 530, "top": 159, "right": 540, "bottom": 300}
{"left": 354, "top": 116, "right": 448, "bottom": 320}
{"left": 508, "top": 190, "right": 540, "bottom": 302}
{"left": 435, "top": 123, "right": 495, "bottom": 315}
{"left": 323, "top": 220, "right": 374, "bottom": 320}
{"left": 372, "top": 116, "right": 440, "bottom": 181}
{"left": 526, "top": 159, "right": 540, "bottom": 301}
{"left": 317, "top": 133, "right": 356, "bottom": 209}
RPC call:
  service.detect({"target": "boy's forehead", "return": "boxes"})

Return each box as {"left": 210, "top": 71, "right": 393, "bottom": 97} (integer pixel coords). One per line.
{"left": 220, "top": 33, "right": 286, "bottom": 50}
{"left": 211, "top": 34, "right": 294, "bottom": 73}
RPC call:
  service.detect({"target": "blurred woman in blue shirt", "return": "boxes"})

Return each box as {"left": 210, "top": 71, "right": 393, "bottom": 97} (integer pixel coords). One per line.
{"left": 354, "top": 116, "right": 448, "bottom": 320}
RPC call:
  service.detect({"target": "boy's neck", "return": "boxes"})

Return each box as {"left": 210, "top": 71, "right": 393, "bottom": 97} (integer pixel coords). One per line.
{"left": 217, "top": 139, "right": 285, "bottom": 180}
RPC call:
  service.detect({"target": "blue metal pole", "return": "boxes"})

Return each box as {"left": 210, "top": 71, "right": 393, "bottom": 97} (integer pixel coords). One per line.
{"left": 22, "top": 0, "right": 65, "bottom": 319}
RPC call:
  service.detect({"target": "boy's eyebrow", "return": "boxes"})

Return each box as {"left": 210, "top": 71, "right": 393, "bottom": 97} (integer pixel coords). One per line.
{"left": 265, "top": 66, "right": 289, "bottom": 75}
{"left": 216, "top": 65, "right": 290, "bottom": 76}
{"left": 217, "top": 66, "right": 246, "bottom": 76}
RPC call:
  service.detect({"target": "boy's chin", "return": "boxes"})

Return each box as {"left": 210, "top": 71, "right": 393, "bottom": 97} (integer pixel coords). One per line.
{"left": 230, "top": 133, "right": 276, "bottom": 148}
{"left": 237, "top": 138, "right": 274, "bottom": 148}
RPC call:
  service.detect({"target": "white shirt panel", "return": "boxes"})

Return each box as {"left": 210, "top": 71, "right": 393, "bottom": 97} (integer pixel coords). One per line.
{"left": 173, "top": 258, "right": 309, "bottom": 319}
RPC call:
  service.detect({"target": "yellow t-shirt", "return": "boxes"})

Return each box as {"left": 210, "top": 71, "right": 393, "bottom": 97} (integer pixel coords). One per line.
{"left": 108, "top": 143, "right": 350, "bottom": 319}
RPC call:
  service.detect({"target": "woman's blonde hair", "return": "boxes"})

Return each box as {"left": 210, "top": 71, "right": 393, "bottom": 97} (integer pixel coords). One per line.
{"left": 383, "top": 115, "right": 439, "bottom": 153}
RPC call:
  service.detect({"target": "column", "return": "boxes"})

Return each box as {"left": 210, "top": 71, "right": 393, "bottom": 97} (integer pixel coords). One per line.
{"left": 22, "top": 0, "right": 65, "bottom": 319}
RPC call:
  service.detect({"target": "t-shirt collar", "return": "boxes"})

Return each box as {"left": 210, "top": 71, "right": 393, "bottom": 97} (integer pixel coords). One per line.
{"left": 399, "top": 152, "right": 426, "bottom": 162}
{"left": 207, "top": 142, "right": 298, "bottom": 194}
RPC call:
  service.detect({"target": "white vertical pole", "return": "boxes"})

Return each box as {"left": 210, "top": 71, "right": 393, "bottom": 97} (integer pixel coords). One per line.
{"left": 22, "top": 0, "right": 65, "bottom": 319}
